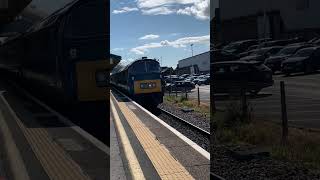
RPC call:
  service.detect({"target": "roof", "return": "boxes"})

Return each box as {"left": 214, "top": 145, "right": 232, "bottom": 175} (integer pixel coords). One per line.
{"left": 178, "top": 51, "right": 209, "bottom": 63}
{"left": 111, "top": 57, "right": 159, "bottom": 74}
{"left": 26, "top": 0, "right": 80, "bottom": 33}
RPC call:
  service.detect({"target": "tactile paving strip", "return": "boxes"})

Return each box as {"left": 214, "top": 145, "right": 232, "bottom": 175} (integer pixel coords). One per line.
{"left": 1, "top": 96, "right": 90, "bottom": 180}
{"left": 111, "top": 94, "right": 194, "bottom": 180}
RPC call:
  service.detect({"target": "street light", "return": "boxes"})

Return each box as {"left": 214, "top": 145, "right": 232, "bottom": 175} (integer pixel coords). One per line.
{"left": 191, "top": 44, "right": 194, "bottom": 57}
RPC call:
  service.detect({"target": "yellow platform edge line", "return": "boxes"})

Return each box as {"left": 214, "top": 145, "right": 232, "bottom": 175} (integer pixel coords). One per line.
{"left": 111, "top": 92, "right": 195, "bottom": 180}
{"left": 110, "top": 98, "right": 146, "bottom": 180}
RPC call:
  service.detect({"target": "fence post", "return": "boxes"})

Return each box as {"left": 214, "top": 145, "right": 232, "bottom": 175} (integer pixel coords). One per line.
{"left": 185, "top": 84, "right": 188, "bottom": 100}
{"left": 240, "top": 86, "right": 247, "bottom": 118}
{"left": 197, "top": 87, "right": 200, "bottom": 106}
{"left": 280, "top": 81, "right": 288, "bottom": 144}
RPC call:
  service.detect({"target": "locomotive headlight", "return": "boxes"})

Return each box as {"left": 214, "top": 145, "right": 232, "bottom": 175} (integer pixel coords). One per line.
{"left": 140, "top": 82, "right": 157, "bottom": 89}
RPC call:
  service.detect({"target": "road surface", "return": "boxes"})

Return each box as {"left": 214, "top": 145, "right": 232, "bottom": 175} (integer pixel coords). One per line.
{"left": 215, "top": 72, "right": 320, "bottom": 129}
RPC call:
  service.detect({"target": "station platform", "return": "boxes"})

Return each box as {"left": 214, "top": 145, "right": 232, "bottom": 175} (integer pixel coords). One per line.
{"left": 110, "top": 89, "right": 210, "bottom": 180}
{"left": 0, "top": 80, "right": 109, "bottom": 180}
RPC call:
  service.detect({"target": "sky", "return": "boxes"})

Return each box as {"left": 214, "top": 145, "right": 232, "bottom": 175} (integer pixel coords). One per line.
{"left": 110, "top": 0, "right": 210, "bottom": 68}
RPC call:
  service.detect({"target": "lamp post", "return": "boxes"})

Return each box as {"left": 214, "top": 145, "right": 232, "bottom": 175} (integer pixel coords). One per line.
{"left": 191, "top": 44, "right": 194, "bottom": 57}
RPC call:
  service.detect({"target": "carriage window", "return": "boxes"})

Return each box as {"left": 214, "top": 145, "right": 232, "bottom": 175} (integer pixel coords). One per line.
{"left": 65, "top": 2, "right": 105, "bottom": 37}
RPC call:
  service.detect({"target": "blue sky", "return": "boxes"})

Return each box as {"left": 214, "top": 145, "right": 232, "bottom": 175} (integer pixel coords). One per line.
{"left": 110, "top": 0, "right": 210, "bottom": 68}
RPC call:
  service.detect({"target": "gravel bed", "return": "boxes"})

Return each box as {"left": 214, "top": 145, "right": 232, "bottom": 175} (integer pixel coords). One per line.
{"left": 158, "top": 102, "right": 210, "bottom": 132}
{"left": 157, "top": 112, "right": 209, "bottom": 151}
{"left": 211, "top": 144, "right": 320, "bottom": 180}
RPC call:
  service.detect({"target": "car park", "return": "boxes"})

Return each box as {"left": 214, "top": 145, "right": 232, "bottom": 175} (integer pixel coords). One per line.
{"left": 281, "top": 46, "right": 320, "bottom": 75}
{"left": 240, "top": 46, "right": 283, "bottom": 62}
{"left": 265, "top": 44, "right": 313, "bottom": 73}
{"left": 212, "top": 61, "right": 274, "bottom": 95}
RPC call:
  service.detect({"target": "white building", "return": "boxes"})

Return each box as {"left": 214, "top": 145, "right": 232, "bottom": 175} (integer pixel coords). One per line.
{"left": 177, "top": 51, "right": 210, "bottom": 74}
{"left": 214, "top": 0, "right": 320, "bottom": 43}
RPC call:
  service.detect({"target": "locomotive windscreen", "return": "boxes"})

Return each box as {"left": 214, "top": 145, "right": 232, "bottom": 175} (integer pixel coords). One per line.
{"left": 130, "top": 60, "right": 160, "bottom": 74}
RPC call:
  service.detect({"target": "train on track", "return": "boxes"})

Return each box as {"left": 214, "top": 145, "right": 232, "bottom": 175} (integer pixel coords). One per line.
{"left": 110, "top": 57, "right": 164, "bottom": 107}
{"left": 0, "top": 0, "right": 120, "bottom": 105}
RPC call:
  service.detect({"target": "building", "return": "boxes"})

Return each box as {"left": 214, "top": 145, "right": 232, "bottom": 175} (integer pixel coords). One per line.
{"left": 177, "top": 51, "right": 210, "bottom": 75}
{"left": 213, "top": 0, "right": 320, "bottom": 44}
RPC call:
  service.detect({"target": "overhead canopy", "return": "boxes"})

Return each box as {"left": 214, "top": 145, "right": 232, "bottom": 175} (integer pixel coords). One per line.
{"left": 0, "top": 0, "right": 31, "bottom": 24}
{"left": 0, "top": 0, "right": 77, "bottom": 36}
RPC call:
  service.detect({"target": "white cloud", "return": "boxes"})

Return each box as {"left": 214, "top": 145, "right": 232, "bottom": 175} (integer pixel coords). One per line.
{"left": 112, "top": 7, "right": 139, "bottom": 14}
{"left": 141, "top": 6, "right": 174, "bottom": 15}
{"left": 113, "top": 0, "right": 209, "bottom": 20}
{"left": 135, "top": 0, "right": 209, "bottom": 20}
{"left": 137, "top": 0, "right": 194, "bottom": 9}
{"left": 111, "top": 48, "right": 125, "bottom": 51}
{"left": 139, "top": 34, "right": 160, "bottom": 40}
{"left": 131, "top": 35, "right": 209, "bottom": 55}
{"left": 177, "top": 0, "right": 209, "bottom": 20}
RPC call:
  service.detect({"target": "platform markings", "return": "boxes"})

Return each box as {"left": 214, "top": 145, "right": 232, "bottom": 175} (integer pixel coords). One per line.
{"left": 110, "top": 99, "right": 146, "bottom": 180}
{"left": 0, "top": 93, "right": 90, "bottom": 180}
{"left": 111, "top": 93, "right": 195, "bottom": 179}
{"left": 8, "top": 80, "right": 109, "bottom": 154}
{"left": 113, "top": 89, "right": 210, "bottom": 160}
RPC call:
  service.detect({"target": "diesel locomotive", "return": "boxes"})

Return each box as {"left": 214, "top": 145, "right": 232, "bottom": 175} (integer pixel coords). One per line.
{"left": 110, "top": 57, "right": 163, "bottom": 106}
{"left": 0, "top": 0, "right": 119, "bottom": 105}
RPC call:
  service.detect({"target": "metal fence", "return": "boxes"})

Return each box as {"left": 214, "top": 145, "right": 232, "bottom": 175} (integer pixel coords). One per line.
{"left": 164, "top": 84, "right": 210, "bottom": 106}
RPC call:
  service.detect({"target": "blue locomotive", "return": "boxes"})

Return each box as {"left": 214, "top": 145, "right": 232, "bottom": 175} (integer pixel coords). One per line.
{"left": 110, "top": 57, "right": 163, "bottom": 106}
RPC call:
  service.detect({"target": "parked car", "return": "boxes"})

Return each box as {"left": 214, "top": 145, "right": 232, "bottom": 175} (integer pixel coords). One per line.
{"left": 165, "top": 75, "right": 179, "bottom": 83}
{"left": 265, "top": 44, "right": 313, "bottom": 73}
{"left": 238, "top": 49, "right": 259, "bottom": 58}
{"left": 212, "top": 61, "right": 274, "bottom": 95}
{"left": 211, "top": 49, "right": 240, "bottom": 62}
{"left": 198, "top": 77, "right": 210, "bottom": 85}
{"left": 260, "top": 38, "right": 302, "bottom": 47}
{"left": 192, "top": 78, "right": 201, "bottom": 85}
{"left": 246, "top": 44, "right": 259, "bottom": 52}
{"left": 281, "top": 46, "right": 320, "bottom": 75}
{"left": 240, "top": 46, "right": 283, "bottom": 62}
{"left": 166, "top": 81, "right": 195, "bottom": 92}
{"left": 222, "top": 39, "right": 258, "bottom": 54}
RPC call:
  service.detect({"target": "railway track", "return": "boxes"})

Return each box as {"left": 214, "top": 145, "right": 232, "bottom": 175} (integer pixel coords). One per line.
{"left": 158, "top": 107, "right": 210, "bottom": 138}
{"left": 156, "top": 107, "right": 210, "bottom": 151}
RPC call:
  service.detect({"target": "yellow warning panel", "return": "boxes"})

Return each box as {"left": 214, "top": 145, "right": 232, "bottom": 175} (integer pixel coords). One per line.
{"left": 75, "top": 60, "right": 110, "bottom": 101}
{"left": 111, "top": 94, "right": 194, "bottom": 180}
